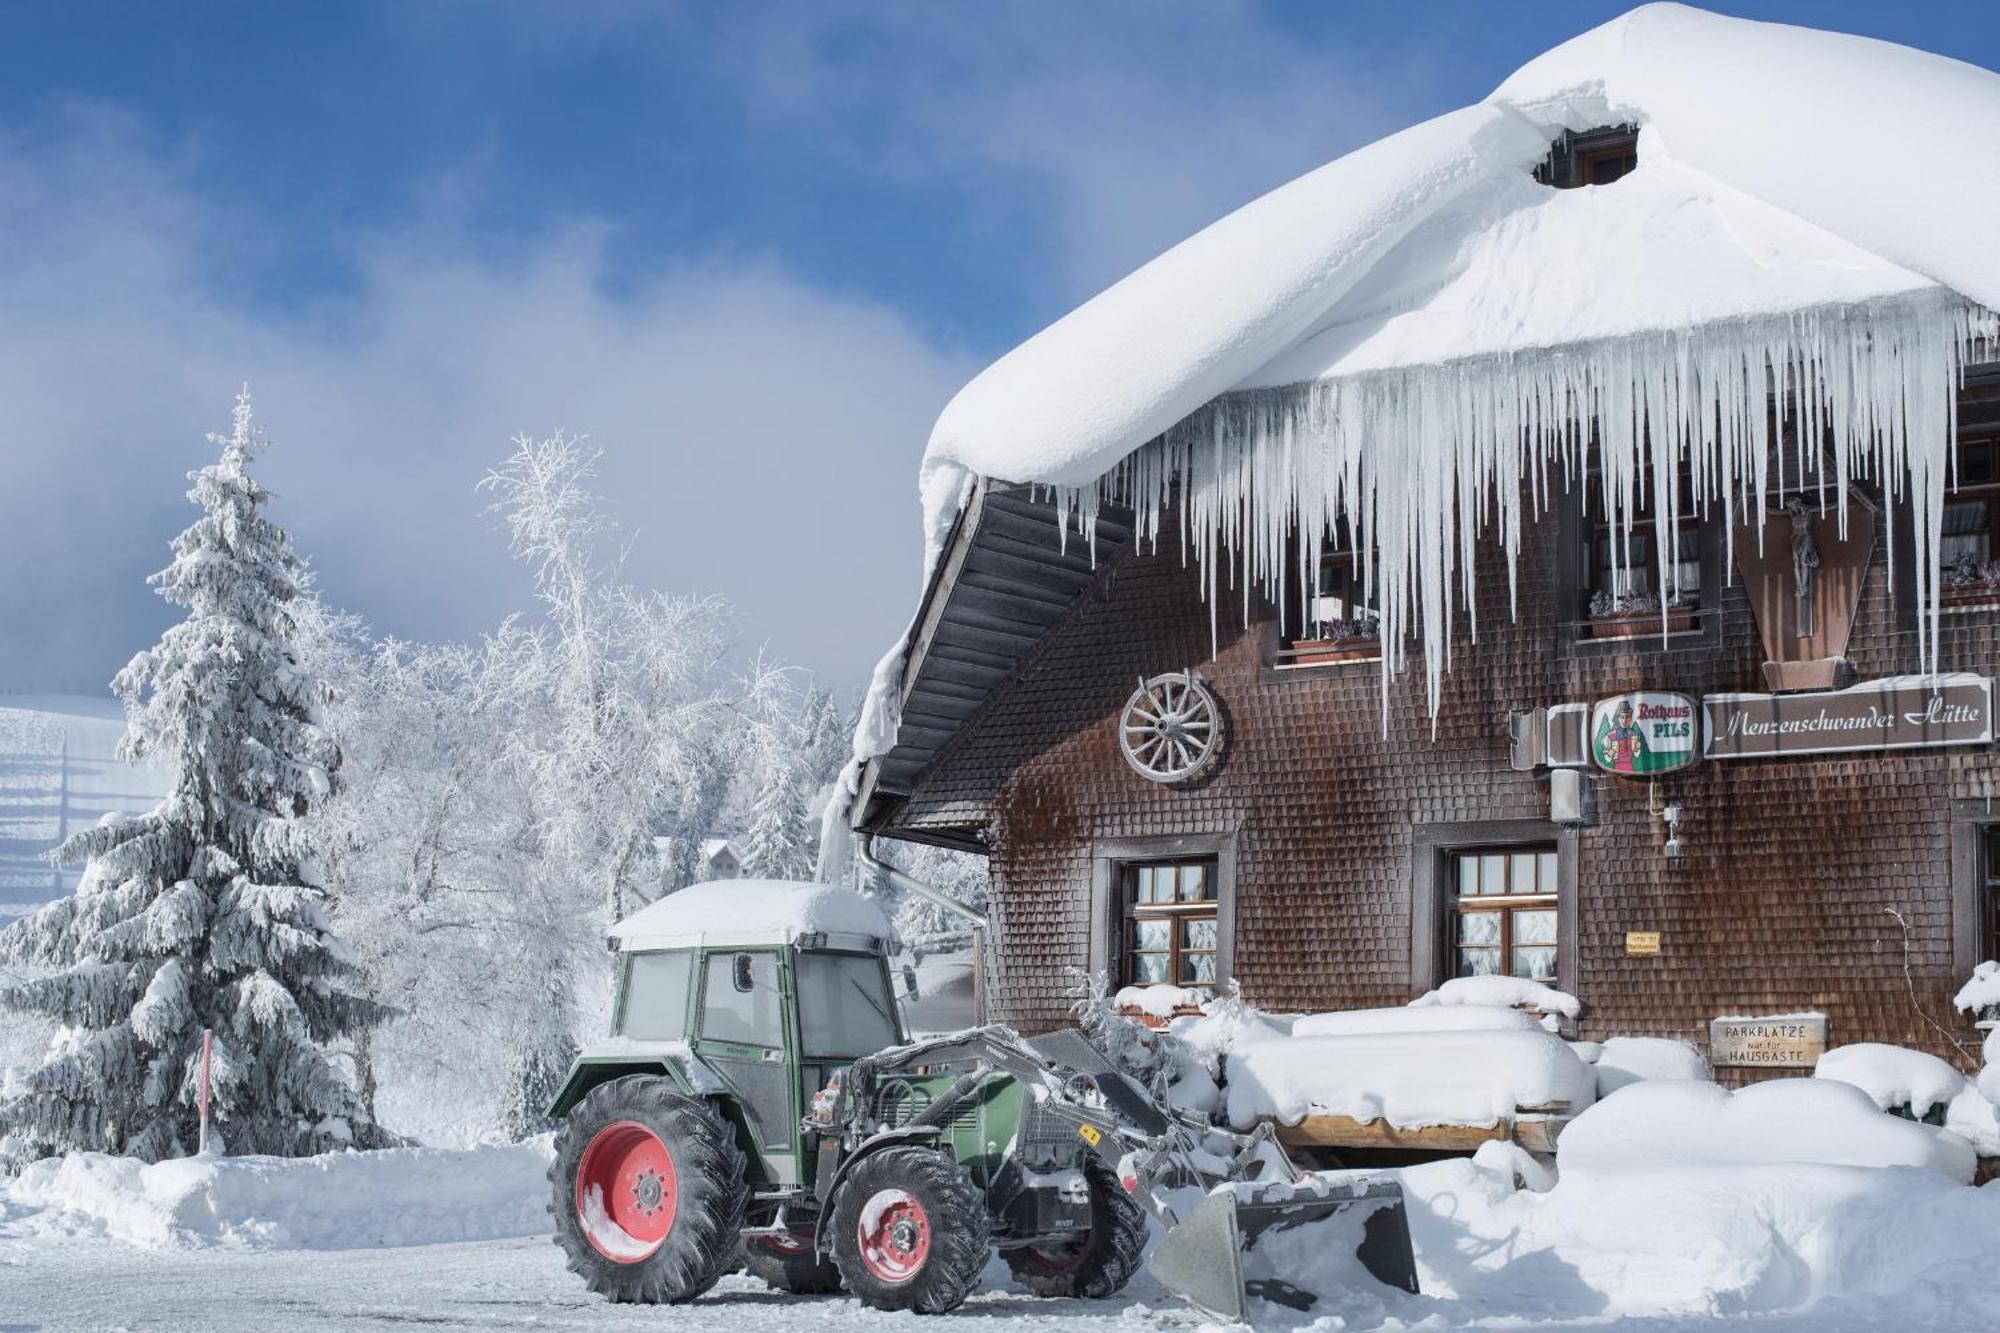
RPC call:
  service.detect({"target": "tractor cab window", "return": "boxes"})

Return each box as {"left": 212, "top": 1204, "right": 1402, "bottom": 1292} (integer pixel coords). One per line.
{"left": 617, "top": 949, "right": 694, "bottom": 1041}
{"left": 796, "top": 952, "right": 901, "bottom": 1057}
{"left": 699, "top": 950, "right": 785, "bottom": 1047}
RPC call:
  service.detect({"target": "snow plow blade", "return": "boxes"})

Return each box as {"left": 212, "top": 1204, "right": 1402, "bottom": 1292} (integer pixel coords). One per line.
{"left": 1145, "top": 1174, "right": 1418, "bottom": 1324}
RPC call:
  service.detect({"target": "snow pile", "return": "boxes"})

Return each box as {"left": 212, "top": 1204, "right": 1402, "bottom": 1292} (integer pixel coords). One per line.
{"left": 5, "top": 1139, "right": 554, "bottom": 1250}
{"left": 1224, "top": 1028, "right": 1595, "bottom": 1131}
{"left": 1293, "top": 1004, "right": 1541, "bottom": 1037}
{"left": 1395, "top": 1149, "right": 2000, "bottom": 1321}
{"left": 1955, "top": 959, "right": 2000, "bottom": 1015}
{"left": 1815, "top": 1042, "right": 1965, "bottom": 1118}
{"left": 1111, "top": 983, "right": 1206, "bottom": 1018}
{"left": 1594, "top": 1035, "right": 1709, "bottom": 1096}
{"left": 1410, "top": 976, "right": 1581, "bottom": 1020}
{"left": 1557, "top": 1078, "right": 1975, "bottom": 1182}
{"left": 610, "top": 878, "right": 891, "bottom": 950}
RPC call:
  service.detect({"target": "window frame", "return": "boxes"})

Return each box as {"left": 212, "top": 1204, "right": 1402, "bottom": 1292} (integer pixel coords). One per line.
{"left": 1557, "top": 451, "right": 1725, "bottom": 658}
{"left": 1090, "top": 834, "right": 1237, "bottom": 997}
{"left": 1950, "top": 801, "right": 2000, "bottom": 984}
{"left": 1940, "top": 384, "right": 2000, "bottom": 612}
{"left": 1412, "top": 821, "right": 1579, "bottom": 1005}
{"left": 1269, "top": 520, "right": 1384, "bottom": 675}
{"left": 1119, "top": 857, "right": 1221, "bottom": 992}
{"left": 1445, "top": 846, "right": 1562, "bottom": 983}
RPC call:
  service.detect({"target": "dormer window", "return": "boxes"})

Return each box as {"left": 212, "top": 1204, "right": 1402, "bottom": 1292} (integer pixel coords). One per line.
{"left": 1536, "top": 125, "right": 1639, "bottom": 189}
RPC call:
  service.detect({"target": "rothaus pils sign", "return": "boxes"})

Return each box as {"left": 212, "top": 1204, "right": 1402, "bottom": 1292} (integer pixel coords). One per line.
{"left": 1702, "top": 674, "right": 1995, "bottom": 760}
{"left": 1590, "top": 692, "right": 1699, "bottom": 776}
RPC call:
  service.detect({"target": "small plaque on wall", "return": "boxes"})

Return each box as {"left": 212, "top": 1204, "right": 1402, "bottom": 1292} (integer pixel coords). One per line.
{"left": 1625, "top": 931, "right": 1661, "bottom": 957}
{"left": 1709, "top": 1013, "right": 1828, "bottom": 1068}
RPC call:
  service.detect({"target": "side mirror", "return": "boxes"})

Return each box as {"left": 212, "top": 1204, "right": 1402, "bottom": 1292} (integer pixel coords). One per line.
{"left": 732, "top": 953, "right": 755, "bottom": 993}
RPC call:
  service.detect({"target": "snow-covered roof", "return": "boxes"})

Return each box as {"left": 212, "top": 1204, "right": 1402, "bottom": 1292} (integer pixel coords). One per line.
{"left": 922, "top": 3, "right": 1998, "bottom": 501}
{"left": 846, "top": 4, "right": 2000, "bottom": 811}
{"left": 610, "top": 879, "right": 891, "bottom": 951}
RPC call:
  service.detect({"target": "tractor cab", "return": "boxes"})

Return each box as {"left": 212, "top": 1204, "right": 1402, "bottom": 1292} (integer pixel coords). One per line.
{"left": 549, "top": 879, "right": 904, "bottom": 1190}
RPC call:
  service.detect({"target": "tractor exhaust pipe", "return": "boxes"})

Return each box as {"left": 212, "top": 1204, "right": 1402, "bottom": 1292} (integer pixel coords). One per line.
{"left": 856, "top": 833, "right": 989, "bottom": 1023}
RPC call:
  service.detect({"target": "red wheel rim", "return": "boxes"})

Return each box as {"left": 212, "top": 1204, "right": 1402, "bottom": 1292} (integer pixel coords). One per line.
{"left": 856, "top": 1188, "right": 930, "bottom": 1283}
{"left": 575, "top": 1120, "right": 677, "bottom": 1262}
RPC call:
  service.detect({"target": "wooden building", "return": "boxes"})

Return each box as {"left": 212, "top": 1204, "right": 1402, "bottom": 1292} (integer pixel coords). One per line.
{"left": 848, "top": 8, "right": 2000, "bottom": 1079}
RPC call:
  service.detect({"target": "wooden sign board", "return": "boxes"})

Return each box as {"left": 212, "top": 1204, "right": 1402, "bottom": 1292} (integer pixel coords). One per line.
{"left": 1709, "top": 1013, "right": 1827, "bottom": 1068}
{"left": 1703, "top": 676, "right": 1993, "bottom": 760}
{"left": 1625, "top": 931, "right": 1661, "bottom": 957}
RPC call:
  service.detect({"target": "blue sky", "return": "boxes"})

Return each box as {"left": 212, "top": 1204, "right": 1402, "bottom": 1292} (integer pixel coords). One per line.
{"left": 2, "top": 2, "right": 1995, "bottom": 701}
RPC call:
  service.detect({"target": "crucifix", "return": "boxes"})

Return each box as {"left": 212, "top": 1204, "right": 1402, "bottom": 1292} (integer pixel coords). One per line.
{"left": 1782, "top": 494, "right": 1820, "bottom": 638}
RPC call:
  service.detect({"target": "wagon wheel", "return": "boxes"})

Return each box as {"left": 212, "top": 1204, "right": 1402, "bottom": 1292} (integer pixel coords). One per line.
{"left": 1119, "top": 672, "right": 1222, "bottom": 783}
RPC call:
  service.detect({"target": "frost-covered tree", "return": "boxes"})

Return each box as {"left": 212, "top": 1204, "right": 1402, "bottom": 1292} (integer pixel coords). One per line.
{"left": 737, "top": 663, "right": 820, "bottom": 882}
{"left": 0, "top": 391, "right": 383, "bottom": 1165}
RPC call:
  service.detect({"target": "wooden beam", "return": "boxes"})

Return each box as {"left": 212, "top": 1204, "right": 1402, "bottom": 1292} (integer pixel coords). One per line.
{"left": 1273, "top": 1111, "right": 1570, "bottom": 1154}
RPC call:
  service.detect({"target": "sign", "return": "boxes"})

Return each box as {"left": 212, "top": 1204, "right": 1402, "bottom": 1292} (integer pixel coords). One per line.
{"left": 1709, "top": 1013, "right": 1827, "bottom": 1068}
{"left": 1624, "top": 931, "right": 1661, "bottom": 957}
{"left": 1590, "top": 692, "right": 1699, "bottom": 776}
{"left": 1702, "top": 675, "right": 1994, "bottom": 761}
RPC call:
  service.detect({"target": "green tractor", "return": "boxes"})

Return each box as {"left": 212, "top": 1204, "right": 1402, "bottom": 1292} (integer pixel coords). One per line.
{"left": 546, "top": 880, "right": 1418, "bottom": 1321}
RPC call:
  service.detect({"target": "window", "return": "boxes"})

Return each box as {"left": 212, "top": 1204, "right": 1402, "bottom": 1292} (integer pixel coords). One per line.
{"left": 1943, "top": 434, "right": 2000, "bottom": 598}
{"left": 796, "top": 952, "right": 901, "bottom": 1057}
{"left": 618, "top": 950, "right": 694, "bottom": 1041}
{"left": 699, "top": 951, "right": 784, "bottom": 1048}
{"left": 1985, "top": 828, "right": 2000, "bottom": 965}
{"left": 1276, "top": 521, "right": 1380, "bottom": 668}
{"left": 1535, "top": 125, "right": 1639, "bottom": 190}
{"left": 1449, "top": 847, "right": 1560, "bottom": 981}
{"left": 1121, "top": 858, "right": 1220, "bottom": 993}
{"left": 1579, "top": 459, "right": 1703, "bottom": 635}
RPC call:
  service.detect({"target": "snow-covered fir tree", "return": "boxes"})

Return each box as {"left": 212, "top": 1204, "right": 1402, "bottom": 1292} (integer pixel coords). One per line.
{"left": 0, "top": 391, "right": 383, "bottom": 1165}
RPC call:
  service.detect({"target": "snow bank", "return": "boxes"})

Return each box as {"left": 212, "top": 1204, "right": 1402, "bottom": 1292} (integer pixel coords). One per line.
{"left": 1557, "top": 1078, "right": 1975, "bottom": 1182}
{"left": 1815, "top": 1043, "right": 1965, "bottom": 1118}
{"left": 5, "top": 1139, "right": 554, "bottom": 1250}
{"left": 1224, "top": 1029, "right": 1595, "bottom": 1131}
{"left": 1397, "top": 1151, "right": 2000, "bottom": 1320}
{"left": 1410, "top": 976, "right": 1581, "bottom": 1020}
{"left": 1292, "top": 1004, "right": 1541, "bottom": 1038}
{"left": 610, "top": 878, "right": 890, "bottom": 950}
{"left": 1594, "top": 1035, "right": 1709, "bottom": 1096}
{"left": 1955, "top": 959, "right": 2000, "bottom": 1014}
{"left": 1112, "top": 983, "right": 1206, "bottom": 1018}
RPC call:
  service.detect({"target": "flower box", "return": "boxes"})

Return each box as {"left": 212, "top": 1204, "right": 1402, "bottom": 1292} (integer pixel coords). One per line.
{"left": 1287, "top": 635, "right": 1381, "bottom": 665}
{"left": 1941, "top": 579, "right": 2000, "bottom": 608}
{"left": 1586, "top": 609, "right": 1697, "bottom": 640}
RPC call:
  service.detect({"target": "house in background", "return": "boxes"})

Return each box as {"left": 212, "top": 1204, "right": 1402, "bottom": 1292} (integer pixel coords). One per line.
{"left": 850, "top": 6, "right": 2000, "bottom": 1080}
{"left": 700, "top": 837, "right": 743, "bottom": 881}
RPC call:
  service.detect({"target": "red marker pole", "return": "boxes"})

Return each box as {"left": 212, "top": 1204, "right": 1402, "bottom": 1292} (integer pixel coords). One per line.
{"left": 196, "top": 1029, "right": 214, "bottom": 1156}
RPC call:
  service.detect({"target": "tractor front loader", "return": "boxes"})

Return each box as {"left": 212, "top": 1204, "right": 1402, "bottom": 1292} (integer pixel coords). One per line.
{"left": 544, "top": 902, "right": 1419, "bottom": 1321}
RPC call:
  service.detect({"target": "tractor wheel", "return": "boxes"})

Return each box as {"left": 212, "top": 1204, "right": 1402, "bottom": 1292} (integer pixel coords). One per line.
{"left": 1003, "top": 1159, "right": 1148, "bottom": 1299}
{"left": 740, "top": 1228, "right": 843, "bottom": 1294}
{"left": 830, "top": 1146, "right": 991, "bottom": 1313}
{"left": 550, "top": 1075, "right": 748, "bottom": 1304}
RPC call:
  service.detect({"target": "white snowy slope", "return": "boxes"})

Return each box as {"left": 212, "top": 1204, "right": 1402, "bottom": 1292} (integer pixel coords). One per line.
{"left": 0, "top": 693, "right": 167, "bottom": 924}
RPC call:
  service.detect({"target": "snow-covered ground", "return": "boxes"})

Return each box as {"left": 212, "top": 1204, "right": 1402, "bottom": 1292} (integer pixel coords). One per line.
{"left": 6, "top": 1129, "right": 2000, "bottom": 1332}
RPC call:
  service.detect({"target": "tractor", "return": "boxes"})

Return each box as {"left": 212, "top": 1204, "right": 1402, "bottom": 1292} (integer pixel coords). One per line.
{"left": 546, "top": 880, "right": 1418, "bottom": 1321}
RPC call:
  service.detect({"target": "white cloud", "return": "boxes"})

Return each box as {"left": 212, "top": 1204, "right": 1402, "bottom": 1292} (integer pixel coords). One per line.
{"left": 0, "top": 109, "right": 975, "bottom": 696}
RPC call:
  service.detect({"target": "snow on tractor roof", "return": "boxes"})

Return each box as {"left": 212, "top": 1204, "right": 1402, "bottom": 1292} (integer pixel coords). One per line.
{"left": 610, "top": 879, "right": 892, "bottom": 951}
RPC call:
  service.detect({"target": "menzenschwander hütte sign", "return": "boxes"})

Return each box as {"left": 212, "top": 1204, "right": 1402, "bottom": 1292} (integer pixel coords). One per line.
{"left": 1702, "top": 675, "right": 1994, "bottom": 761}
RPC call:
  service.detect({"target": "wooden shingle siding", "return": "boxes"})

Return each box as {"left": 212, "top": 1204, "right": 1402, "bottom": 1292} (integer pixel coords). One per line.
{"left": 883, "top": 481, "right": 2000, "bottom": 1076}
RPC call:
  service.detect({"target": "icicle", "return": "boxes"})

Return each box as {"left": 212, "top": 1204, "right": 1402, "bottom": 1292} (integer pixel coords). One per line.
{"left": 1065, "top": 290, "right": 1997, "bottom": 725}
